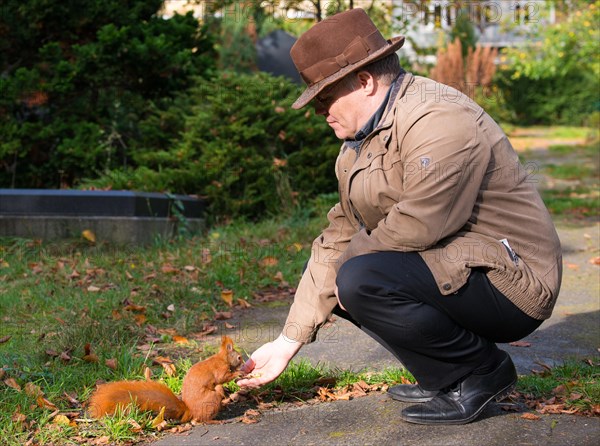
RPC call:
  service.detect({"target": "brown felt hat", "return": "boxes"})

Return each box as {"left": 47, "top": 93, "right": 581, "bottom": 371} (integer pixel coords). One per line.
{"left": 290, "top": 8, "right": 405, "bottom": 109}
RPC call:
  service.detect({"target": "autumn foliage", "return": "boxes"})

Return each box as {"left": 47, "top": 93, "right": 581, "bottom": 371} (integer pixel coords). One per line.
{"left": 430, "top": 38, "right": 498, "bottom": 99}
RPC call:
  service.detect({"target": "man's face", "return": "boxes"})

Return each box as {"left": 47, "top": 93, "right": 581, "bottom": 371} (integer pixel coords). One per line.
{"left": 313, "top": 79, "right": 364, "bottom": 140}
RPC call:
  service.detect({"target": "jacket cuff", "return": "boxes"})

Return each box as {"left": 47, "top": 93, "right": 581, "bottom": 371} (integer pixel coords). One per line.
{"left": 281, "top": 320, "right": 318, "bottom": 344}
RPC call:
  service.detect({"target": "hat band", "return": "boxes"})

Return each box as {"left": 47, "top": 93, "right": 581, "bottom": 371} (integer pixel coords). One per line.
{"left": 299, "top": 30, "right": 388, "bottom": 85}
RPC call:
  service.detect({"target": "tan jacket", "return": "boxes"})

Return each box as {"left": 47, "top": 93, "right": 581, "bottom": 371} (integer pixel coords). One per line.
{"left": 284, "top": 73, "right": 562, "bottom": 344}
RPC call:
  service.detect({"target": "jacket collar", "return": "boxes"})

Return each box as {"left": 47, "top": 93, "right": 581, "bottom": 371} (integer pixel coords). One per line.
{"left": 344, "top": 70, "right": 406, "bottom": 152}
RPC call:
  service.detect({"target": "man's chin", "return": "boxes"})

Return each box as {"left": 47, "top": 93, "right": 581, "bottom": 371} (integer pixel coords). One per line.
{"left": 330, "top": 125, "right": 350, "bottom": 140}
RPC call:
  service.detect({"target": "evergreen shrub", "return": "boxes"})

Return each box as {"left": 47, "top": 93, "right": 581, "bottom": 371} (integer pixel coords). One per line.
{"left": 87, "top": 72, "right": 340, "bottom": 222}
{"left": 0, "top": 0, "right": 215, "bottom": 188}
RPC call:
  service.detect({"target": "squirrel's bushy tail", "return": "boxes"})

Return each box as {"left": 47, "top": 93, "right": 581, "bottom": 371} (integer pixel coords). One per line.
{"left": 88, "top": 380, "right": 191, "bottom": 421}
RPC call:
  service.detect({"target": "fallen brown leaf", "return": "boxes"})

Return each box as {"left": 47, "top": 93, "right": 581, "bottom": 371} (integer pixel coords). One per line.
{"left": 123, "top": 303, "right": 146, "bottom": 312}
{"left": 12, "top": 410, "right": 27, "bottom": 424}
{"left": 259, "top": 256, "right": 279, "bottom": 267}
{"left": 92, "top": 435, "right": 111, "bottom": 445}
{"left": 333, "top": 390, "right": 352, "bottom": 400}
{"left": 4, "top": 377, "right": 22, "bottom": 391}
{"left": 317, "top": 386, "right": 337, "bottom": 402}
{"left": 153, "top": 356, "right": 177, "bottom": 377}
{"left": 0, "top": 335, "right": 11, "bottom": 344}
{"left": 53, "top": 414, "right": 72, "bottom": 426}
{"left": 82, "top": 342, "right": 100, "bottom": 363}
{"left": 82, "top": 230, "right": 96, "bottom": 243}
{"left": 521, "top": 412, "right": 541, "bottom": 420}
{"left": 241, "top": 408, "right": 261, "bottom": 424}
{"left": 221, "top": 289, "right": 234, "bottom": 307}
{"left": 105, "top": 358, "right": 118, "bottom": 370}
{"left": 241, "top": 416, "right": 259, "bottom": 424}
{"left": 63, "top": 391, "right": 80, "bottom": 407}
{"left": 168, "top": 423, "right": 194, "bottom": 434}
{"left": 509, "top": 341, "right": 532, "bottom": 348}
{"left": 569, "top": 392, "right": 583, "bottom": 401}
{"left": 83, "top": 352, "right": 99, "bottom": 363}
{"left": 161, "top": 264, "right": 179, "bottom": 274}
{"left": 237, "top": 298, "right": 251, "bottom": 308}
{"left": 173, "top": 335, "right": 190, "bottom": 344}
{"left": 537, "top": 403, "right": 565, "bottom": 414}
{"left": 24, "top": 382, "right": 43, "bottom": 398}
{"left": 128, "top": 418, "right": 143, "bottom": 433}
{"left": 150, "top": 406, "right": 166, "bottom": 429}
{"left": 134, "top": 314, "right": 147, "bottom": 326}
{"left": 36, "top": 395, "right": 58, "bottom": 410}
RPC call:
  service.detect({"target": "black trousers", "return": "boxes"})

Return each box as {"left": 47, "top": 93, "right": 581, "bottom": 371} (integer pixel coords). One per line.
{"left": 335, "top": 252, "right": 542, "bottom": 390}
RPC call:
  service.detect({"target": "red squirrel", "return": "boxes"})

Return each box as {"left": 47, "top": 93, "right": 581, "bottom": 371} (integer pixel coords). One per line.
{"left": 88, "top": 336, "right": 243, "bottom": 422}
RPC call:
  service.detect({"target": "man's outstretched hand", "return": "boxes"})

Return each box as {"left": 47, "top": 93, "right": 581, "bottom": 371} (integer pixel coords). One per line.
{"left": 237, "top": 334, "right": 302, "bottom": 388}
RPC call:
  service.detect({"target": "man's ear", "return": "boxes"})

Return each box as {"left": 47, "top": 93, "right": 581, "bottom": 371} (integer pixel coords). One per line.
{"left": 356, "top": 70, "right": 376, "bottom": 95}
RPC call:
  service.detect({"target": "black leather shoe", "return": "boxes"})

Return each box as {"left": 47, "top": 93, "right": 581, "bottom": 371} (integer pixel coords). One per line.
{"left": 400, "top": 353, "right": 517, "bottom": 425}
{"left": 387, "top": 384, "right": 439, "bottom": 403}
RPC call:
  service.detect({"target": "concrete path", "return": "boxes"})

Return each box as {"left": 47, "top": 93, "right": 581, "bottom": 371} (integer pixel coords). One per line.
{"left": 152, "top": 222, "right": 600, "bottom": 446}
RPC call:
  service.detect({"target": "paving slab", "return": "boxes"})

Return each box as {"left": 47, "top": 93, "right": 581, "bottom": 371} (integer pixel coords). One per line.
{"left": 154, "top": 395, "right": 598, "bottom": 446}
{"left": 151, "top": 223, "right": 600, "bottom": 446}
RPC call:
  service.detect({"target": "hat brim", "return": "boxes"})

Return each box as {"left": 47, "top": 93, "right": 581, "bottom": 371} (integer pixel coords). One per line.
{"left": 292, "top": 36, "right": 405, "bottom": 110}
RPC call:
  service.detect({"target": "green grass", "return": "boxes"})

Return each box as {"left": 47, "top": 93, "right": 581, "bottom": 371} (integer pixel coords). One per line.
{"left": 544, "top": 163, "right": 596, "bottom": 180}
{"left": 248, "top": 358, "right": 415, "bottom": 404}
{"left": 508, "top": 126, "right": 594, "bottom": 139}
{"left": 517, "top": 359, "right": 600, "bottom": 414}
{"left": 544, "top": 126, "right": 594, "bottom": 139}
{"left": 520, "top": 138, "right": 600, "bottom": 218}
{"left": 541, "top": 188, "right": 599, "bottom": 217}
{"left": 548, "top": 142, "right": 600, "bottom": 157}
{"left": 0, "top": 193, "right": 337, "bottom": 445}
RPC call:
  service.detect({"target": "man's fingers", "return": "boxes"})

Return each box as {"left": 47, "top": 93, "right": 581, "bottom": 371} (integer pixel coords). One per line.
{"left": 237, "top": 377, "right": 262, "bottom": 389}
{"left": 240, "top": 358, "right": 255, "bottom": 374}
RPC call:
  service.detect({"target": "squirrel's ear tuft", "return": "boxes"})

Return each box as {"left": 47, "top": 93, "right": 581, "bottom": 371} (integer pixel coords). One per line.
{"left": 221, "top": 335, "right": 234, "bottom": 350}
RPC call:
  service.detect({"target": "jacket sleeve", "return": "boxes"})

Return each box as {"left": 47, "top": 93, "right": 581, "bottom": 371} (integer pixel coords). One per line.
{"left": 283, "top": 201, "right": 356, "bottom": 343}
{"left": 336, "top": 103, "right": 491, "bottom": 268}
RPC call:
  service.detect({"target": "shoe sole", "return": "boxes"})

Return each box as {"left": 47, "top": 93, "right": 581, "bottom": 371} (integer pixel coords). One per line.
{"left": 388, "top": 393, "right": 437, "bottom": 403}
{"left": 399, "top": 379, "right": 517, "bottom": 425}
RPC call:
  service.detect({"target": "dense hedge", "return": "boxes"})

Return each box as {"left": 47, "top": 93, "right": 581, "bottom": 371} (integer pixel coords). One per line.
{"left": 0, "top": 1, "right": 341, "bottom": 222}
{"left": 495, "top": 70, "right": 598, "bottom": 126}
{"left": 0, "top": 0, "right": 216, "bottom": 189}
{"left": 496, "top": 1, "right": 599, "bottom": 126}
{"left": 85, "top": 72, "right": 341, "bottom": 221}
